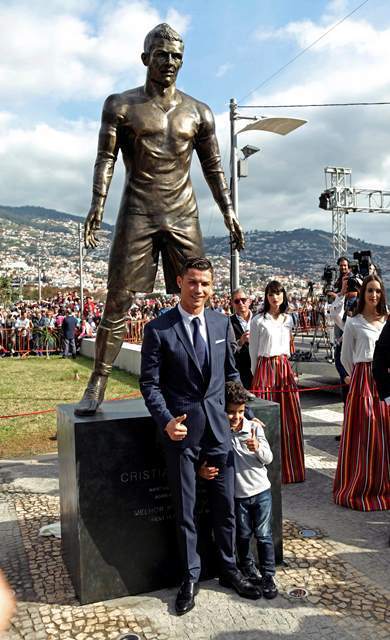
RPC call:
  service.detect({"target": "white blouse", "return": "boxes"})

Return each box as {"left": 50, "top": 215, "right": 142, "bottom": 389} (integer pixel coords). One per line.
{"left": 341, "top": 314, "right": 386, "bottom": 375}
{"left": 329, "top": 294, "right": 346, "bottom": 330}
{"left": 249, "top": 313, "right": 293, "bottom": 373}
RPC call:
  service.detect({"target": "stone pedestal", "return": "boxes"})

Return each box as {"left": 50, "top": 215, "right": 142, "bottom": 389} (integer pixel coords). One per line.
{"left": 57, "top": 397, "right": 282, "bottom": 604}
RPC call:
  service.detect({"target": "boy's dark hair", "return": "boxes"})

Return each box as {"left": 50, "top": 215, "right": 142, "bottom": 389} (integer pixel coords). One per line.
{"left": 225, "top": 381, "right": 252, "bottom": 406}
{"left": 180, "top": 256, "right": 214, "bottom": 277}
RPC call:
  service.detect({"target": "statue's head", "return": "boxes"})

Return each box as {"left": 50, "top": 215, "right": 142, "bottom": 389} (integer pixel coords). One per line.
{"left": 142, "top": 23, "right": 184, "bottom": 87}
{"left": 143, "top": 23, "right": 183, "bottom": 54}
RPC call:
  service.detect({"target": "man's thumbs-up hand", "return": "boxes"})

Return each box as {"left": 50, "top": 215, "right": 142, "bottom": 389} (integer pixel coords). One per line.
{"left": 165, "top": 414, "right": 188, "bottom": 441}
{"left": 245, "top": 426, "right": 259, "bottom": 452}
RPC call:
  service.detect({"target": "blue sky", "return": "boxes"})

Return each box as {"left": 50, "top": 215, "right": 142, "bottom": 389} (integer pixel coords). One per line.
{"left": 1, "top": 0, "right": 390, "bottom": 248}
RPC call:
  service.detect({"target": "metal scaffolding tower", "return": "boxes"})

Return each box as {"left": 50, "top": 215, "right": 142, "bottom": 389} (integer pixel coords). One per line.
{"left": 320, "top": 166, "right": 390, "bottom": 259}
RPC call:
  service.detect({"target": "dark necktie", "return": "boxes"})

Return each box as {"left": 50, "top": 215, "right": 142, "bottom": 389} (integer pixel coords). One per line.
{"left": 191, "top": 317, "right": 209, "bottom": 379}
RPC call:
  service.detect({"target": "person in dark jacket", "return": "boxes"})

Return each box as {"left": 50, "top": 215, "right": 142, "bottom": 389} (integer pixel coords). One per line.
{"left": 62, "top": 308, "right": 78, "bottom": 359}
{"left": 373, "top": 317, "right": 390, "bottom": 403}
{"left": 229, "top": 289, "right": 253, "bottom": 390}
{"left": 140, "top": 258, "right": 260, "bottom": 615}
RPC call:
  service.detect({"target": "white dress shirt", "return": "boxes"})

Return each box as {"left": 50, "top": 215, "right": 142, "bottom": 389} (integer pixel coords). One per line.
{"left": 178, "top": 303, "right": 209, "bottom": 359}
{"left": 235, "top": 310, "right": 252, "bottom": 352}
{"left": 249, "top": 313, "right": 293, "bottom": 374}
{"left": 341, "top": 314, "right": 386, "bottom": 375}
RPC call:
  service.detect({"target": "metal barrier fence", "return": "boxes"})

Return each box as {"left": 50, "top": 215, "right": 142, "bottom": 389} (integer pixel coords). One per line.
{"left": 0, "top": 320, "right": 148, "bottom": 356}
{"left": 0, "top": 328, "right": 60, "bottom": 356}
{"left": 293, "top": 310, "right": 325, "bottom": 333}
{"left": 124, "top": 320, "right": 147, "bottom": 344}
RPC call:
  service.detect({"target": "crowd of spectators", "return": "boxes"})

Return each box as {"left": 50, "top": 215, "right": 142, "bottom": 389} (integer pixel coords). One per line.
{"left": 0, "top": 289, "right": 313, "bottom": 357}
{"left": 0, "top": 291, "right": 101, "bottom": 357}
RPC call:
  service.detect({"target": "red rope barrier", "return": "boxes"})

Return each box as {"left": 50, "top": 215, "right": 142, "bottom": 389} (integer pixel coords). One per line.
{"left": 249, "top": 383, "right": 345, "bottom": 394}
{"left": 1, "top": 383, "right": 345, "bottom": 420}
{"left": 0, "top": 392, "right": 141, "bottom": 420}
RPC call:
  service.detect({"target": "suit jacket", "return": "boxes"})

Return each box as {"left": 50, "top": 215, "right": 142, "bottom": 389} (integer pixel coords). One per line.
{"left": 372, "top": 318, "right": 390, "bottom": 400}
{"left": 229, "top": 313, "right": 252, "bottom": 389}
{"left": 62, "top": 315, "right": 78, "bottom": 339}
{"left": 140, "top": 306, "right": 240, "bottom": 449}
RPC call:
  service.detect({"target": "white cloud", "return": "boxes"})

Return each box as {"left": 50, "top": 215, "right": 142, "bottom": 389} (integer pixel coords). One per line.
{"left": 202, "top": 2, "right": 390, "bottom": 246}
{"left": 0, "top": 1, "right": 190, "bottom": 103}
{"left": 216, "top": 63, "right": 233, "bottom": 78}
{"left": 0, "top": 116, "right": 99, "bottom": 212}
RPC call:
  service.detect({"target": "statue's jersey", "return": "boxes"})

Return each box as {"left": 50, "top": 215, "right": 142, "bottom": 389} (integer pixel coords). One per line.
{"left": 93, "top": 86, "right": 230, "bottom": 219}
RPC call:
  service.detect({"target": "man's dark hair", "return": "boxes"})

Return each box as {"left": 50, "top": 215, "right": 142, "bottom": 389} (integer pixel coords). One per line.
{"left": 337, "top": 256, "right": 350, "bottom": 267}
{"left": 144, "top": 23, "right": 183, "bottom": 54}
{"left": 263, "top": 280, "right": 288, "bottom": 315}
{"left": 180, "top": 257, "right": 214, "bottom": 277}
{"left": 225, "top": 381, "right": 252, "bottom": 406}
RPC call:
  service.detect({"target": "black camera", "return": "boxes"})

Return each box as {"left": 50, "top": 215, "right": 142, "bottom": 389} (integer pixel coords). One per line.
{"left": 353, "top": 250, "right": 373, "bottom": 277}
{"left": 347, "top": 270, "right": 363, "bottom": 293}
{"left": 321, "top": 266, "right": 336, "bottom": 294}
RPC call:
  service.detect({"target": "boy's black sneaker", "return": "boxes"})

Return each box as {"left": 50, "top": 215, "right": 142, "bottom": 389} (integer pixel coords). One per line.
{"left": 262, "top": 575, "right": 278, "bottom": 599}
{"left": 241, "top": 565, "right": 263, "bottom": 587}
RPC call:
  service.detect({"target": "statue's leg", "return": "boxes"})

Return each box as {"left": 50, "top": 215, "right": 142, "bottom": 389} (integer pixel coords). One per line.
{"left": 74, "top": 289, "right": 134, "bottom": 416}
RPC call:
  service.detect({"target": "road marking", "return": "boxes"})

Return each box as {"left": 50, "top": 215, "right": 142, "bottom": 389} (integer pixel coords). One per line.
{"left": 302, "top": 408, "right": 343, "bottom": 423}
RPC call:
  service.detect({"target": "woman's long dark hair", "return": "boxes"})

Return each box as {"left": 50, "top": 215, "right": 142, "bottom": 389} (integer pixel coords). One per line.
{"left": 355, "top": 274, "right": 387, "bottom": 317}
{"left": 263, "top": 280, "right": 288, "bottom": 315}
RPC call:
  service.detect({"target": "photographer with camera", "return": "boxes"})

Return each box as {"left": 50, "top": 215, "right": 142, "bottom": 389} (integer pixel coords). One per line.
{"left": 323, "top": 257, "right": 350, "bottom": 301}
{"left": 329, "top": 258, "right": 362, "bottom": 441}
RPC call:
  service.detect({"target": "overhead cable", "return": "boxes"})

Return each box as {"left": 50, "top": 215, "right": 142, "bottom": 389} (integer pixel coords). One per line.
{"left": 238, "top": 0, "right": 370, "bottom": 103}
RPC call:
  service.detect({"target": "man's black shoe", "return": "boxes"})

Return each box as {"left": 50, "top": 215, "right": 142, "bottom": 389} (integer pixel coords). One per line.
{"left": 219, "top": 571, "right": 261, "bottom": 599}
{"left": 240, "top": 564, "right": 263, "bottom": 587}
{"left": 175, "top": 580, "right": 199, "bottom": 616}
{"left": 262, "top": 574, "right": 278, "bottom": 599}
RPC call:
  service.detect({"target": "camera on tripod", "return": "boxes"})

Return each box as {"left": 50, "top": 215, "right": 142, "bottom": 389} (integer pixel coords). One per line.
{"left": 321, "top": 266, "right": 337, "bottom": 295}
{"left": 347, "top": 251, "right": 375, "bottom": 292}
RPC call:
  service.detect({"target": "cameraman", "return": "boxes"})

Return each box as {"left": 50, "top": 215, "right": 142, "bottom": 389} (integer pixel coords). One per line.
{"left": 327, "top": 257, "right": 350, "bottom": 300}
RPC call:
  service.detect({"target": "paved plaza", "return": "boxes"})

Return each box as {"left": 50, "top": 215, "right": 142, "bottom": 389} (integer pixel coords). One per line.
{"left": 1, "top": 390, "right": 389, "bottom": 640}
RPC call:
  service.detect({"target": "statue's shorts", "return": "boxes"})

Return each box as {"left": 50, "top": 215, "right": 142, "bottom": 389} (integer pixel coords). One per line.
{"left": 107, "top": 211, "right": 205, "bottom": 294}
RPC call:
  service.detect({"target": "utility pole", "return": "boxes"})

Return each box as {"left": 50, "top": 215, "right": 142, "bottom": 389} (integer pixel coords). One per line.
{"left": 38, "top": 255, "right": 42, "bottom": 303}
{"left": 230, "top": 98, "right": 240, "bottom": 291}
{"left": 78, "top": 223, "right": 84, "bottom": 315}
{"left": 229, "top": 99, "right": 306, "bottom": 292}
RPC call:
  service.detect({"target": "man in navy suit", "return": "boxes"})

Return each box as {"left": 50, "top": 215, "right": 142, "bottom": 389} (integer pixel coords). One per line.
{"left": 140, "top": 257, "right": 261, "bottom": 615}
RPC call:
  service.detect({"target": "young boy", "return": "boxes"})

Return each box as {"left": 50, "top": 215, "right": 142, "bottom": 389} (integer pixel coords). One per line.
{"left": 199, "top": 381, "right": 278, "bottom": 599}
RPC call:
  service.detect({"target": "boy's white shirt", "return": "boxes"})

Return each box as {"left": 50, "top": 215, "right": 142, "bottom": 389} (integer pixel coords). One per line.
{"left": 230, "top": 416, "right": 273, "bottom": 499}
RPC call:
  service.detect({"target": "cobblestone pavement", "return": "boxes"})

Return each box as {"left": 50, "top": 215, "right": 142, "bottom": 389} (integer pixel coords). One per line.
{"left": 1, "top": 391, "right": 389, "bottom": 640}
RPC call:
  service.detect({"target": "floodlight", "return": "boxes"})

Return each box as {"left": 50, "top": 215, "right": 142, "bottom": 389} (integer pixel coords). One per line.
{"left": 241, "top": 145, "right": 260, "bottom": 159}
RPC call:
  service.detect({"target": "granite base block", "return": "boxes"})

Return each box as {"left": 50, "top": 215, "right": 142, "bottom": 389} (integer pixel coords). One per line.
{"left": 57, "top": 397, "right": 282, "bottom": 604}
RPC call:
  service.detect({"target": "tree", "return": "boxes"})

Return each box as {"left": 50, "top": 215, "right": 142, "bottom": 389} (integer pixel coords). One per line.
{"left": 0, "top": 276, "right": 13, "bottom": 306}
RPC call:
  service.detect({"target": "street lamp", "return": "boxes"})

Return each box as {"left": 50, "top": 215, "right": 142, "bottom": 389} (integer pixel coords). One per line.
{"left": 229, "top": 97, "right": 307, "bottom": 291}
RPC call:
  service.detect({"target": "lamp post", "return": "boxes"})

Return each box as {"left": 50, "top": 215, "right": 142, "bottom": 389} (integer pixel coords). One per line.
{"left": 229, "top": 98, "right": 307, "bottom": 291}
{"left": 78, "top": 223, "right": 85, "bottom": 314}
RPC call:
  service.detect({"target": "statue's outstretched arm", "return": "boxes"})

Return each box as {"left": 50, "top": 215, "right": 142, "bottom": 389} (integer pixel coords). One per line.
{"left": 195, "top": 106, "right": 244, "bottom": 251}
{"left": 84, "top": 95, "right": 121, "bottom": 248}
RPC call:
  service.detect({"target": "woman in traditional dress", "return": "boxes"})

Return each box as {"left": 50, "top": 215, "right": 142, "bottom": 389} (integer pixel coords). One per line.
{"left": 333, "top": 274, "right": 390, "bottom": 511}
{"left": 249, "top": 280, "right": 305, "bottom": 484}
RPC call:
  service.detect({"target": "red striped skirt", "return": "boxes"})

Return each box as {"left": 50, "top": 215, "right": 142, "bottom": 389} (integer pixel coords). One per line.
{"left": 333, "top": 362, "right": 390, "bottom": 511}
{"left": 251, "top": 355, "right": 305, "bottom": 484}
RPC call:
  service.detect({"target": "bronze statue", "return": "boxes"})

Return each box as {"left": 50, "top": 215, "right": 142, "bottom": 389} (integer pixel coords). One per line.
{"left": 75, "top": 23, "right": 244, "bottom": 416}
